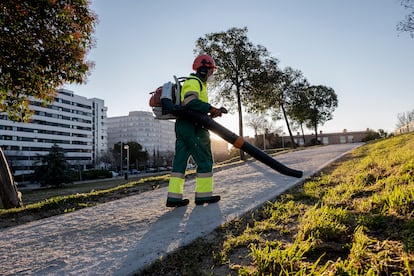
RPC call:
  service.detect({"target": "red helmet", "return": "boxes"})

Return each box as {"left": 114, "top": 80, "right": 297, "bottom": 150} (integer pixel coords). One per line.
{"left": 192, "top": 54, "right": 216, "bottom": 71}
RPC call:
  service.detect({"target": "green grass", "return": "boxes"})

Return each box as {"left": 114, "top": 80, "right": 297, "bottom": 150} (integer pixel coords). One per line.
{"left": 0, "top": 175, "right": 170, "bottom": 218}
{"left": 20, "top": 178, "right": 131, "bottom": 205}
{"left": 140, "top": 132, "right": 414, "bottom": 275}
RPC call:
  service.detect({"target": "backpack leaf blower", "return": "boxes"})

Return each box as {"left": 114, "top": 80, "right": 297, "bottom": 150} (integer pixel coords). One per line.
{"left": 171, "top": 107, "right": 303, "bottom": 178}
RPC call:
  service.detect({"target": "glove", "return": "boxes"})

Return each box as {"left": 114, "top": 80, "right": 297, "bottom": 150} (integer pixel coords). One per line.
{"left": 219, "top": 107, "right": 228, "bottom": 114}
{"left": 209, "top": 106, "right": 228, "bottom": 118}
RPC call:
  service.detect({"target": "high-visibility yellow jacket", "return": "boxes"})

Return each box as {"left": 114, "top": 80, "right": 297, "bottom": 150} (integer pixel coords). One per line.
{"left": 180, "top": 74, "right": 211, "bottom": 113}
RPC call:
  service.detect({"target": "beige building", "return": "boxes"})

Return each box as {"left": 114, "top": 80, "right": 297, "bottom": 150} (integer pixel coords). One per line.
{"left": 395, "top": 121, "right": 414, "bottom": 135}
{"left": 289, "top": 129, "right": 369, "bottom": 146}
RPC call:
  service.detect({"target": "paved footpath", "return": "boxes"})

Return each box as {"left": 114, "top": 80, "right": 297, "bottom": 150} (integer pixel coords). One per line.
{"left": 0, "top": 143, "right": 362, "bottom": 276}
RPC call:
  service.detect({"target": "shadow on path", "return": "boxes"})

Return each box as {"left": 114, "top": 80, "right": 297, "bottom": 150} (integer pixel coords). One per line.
{"left": 122, "top": 202, "right": 222, "bottom": 274}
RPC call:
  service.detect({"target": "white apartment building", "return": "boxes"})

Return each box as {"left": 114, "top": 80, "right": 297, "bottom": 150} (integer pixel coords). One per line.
{"left": 107, "top": 111, "right": 175, "bottom": 155}
{"left": 90, "top": 97, "right": 108, "bottom": 167}
{"left": 0, "top": 89, "right": 108, "bottom": 175}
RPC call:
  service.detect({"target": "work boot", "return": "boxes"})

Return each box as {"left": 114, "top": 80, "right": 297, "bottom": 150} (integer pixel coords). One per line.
{"left": 195, "top": 195, "right": 221, "bottom": 205}
{"left": 166, "top": 198, "right": 190, "bottom": 208}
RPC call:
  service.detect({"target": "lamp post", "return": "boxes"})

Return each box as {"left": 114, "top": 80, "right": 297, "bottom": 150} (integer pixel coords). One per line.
{"left": 120, "top": 142, "right": 123, "bottom": 175}
{"left": 124, "top": 144, "right": 129, "bottom": 180}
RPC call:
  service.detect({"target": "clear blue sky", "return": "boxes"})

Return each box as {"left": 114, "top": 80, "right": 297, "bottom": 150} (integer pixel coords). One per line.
{"left": 65, "top": 0, "right": 414, "bottom": 136}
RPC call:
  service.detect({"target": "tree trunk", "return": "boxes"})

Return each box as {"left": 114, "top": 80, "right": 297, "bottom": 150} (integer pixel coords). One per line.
{"left": 300, "top": 123, "right": 306, "bottom": 146}
{"left": 281, "top": 104, "right": 296, "bottom": 149}
{"left": 0, "top": 147, "right": 24, "bottom": 209}
{"left": 236, "top": 87, "right": 246, "bottom": 160}
{"left": 254, "top": 130, "right": 258, "bottom": 147}
{"left": 314, "top": 124, "right": 319, "bottom": 145}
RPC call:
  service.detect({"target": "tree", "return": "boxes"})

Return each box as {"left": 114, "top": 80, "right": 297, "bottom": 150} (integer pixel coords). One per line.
{"left": 126, "top": 141, "right": 148, "bottom": 170}
{"left": 195, "top": 27, "right": 273, "bottom": 160}
{"left": 288, "top": 89, "right": 312, "bottom": 145}
{"left": 252, "top": 65, "right": 308, "bottom": 149}
{"left": 1, "top": 0, "right": 96, "bottom": 121}
{"left": 362, "top": 129, "right": 381, "bottom": 142}
{"left": 304, "top": 85, "right": 338, "bottom": 144}
{"left": 245, "top": 113, "right": 267, "bottom": 147}
{"left": 259, "top": 119, "right": 282, "bottom": 150}
{"left": 113, "top": 142, "right": 148, "bottom": 171}
{"left": 276, "top": 68, "right": 308, "bottom": 148}
{"left": 398, "top": 0, "right": 414, "bottom": 37}
{"left": 396, "top": 108, "right": 414, "bottom": 128}
{"left": 98, "top": 150, "right": 113, "bottom": 169}
{"left": 0, "top": 149, "right": 23, "bottom": 209}
{"left": 32, "top": 144, "right": 72, "bottom": 187}
{"left": 0, "top": 0, "right": 96, "bottom": 208}
{"left": 245, "top": 112, "right": 282, "bottom": 149}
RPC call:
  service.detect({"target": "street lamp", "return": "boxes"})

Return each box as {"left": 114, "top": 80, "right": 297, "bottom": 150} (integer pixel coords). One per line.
{"left": 124, "top": 144, "right": 129, "bottom": 180}
{"left": 120, "top": 142, "right": 123, "bottom": 175}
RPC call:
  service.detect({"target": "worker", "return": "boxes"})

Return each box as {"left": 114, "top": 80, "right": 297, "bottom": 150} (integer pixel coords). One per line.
{"left": 166, "top": 54, "right": 226, "bottom": 207}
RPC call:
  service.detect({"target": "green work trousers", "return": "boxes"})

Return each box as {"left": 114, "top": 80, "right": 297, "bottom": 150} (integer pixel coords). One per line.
{"left": 167, "top": 119, "right": 214, "bottom": 201}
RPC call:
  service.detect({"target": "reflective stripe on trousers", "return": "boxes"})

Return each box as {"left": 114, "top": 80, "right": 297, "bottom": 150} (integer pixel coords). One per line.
{"left": 195, "top": 172, "right": 213, "bottom": 199}
{"left": 167, "top": 173, "right": 185, "bottom": 199}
